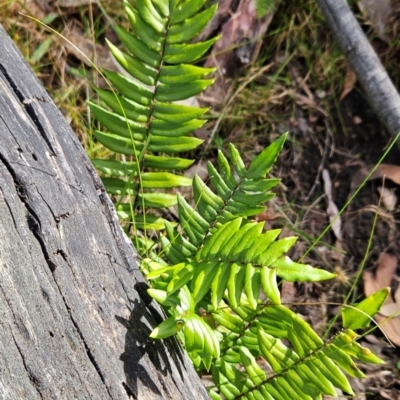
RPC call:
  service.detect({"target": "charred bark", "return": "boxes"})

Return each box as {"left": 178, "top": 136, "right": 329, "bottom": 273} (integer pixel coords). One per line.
{"left": 0, "top": 24, "right": 208, "bottom": 400}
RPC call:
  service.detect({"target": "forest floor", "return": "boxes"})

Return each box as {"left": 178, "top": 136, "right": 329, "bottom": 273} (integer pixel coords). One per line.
{"left": 3, "top": 0, "right": 400, "bottom": 398}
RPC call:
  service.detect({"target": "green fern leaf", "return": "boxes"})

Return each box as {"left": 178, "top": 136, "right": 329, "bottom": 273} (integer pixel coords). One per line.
{"left": 247, "top": 130, "right": 286, "bottom": 178}
{"left": 341, "top": 287, "right": 389, "bottom": 329}
{"left": 139, "top": 192, "right": 178, "bottom": 208}
{"left": 272, "top": 256, "right": 336, "bottom": 281}
{"left": 168, "top": 5, "right": 218, "bottom": 43}
{"left": 90, "top": 0, "right": 218, "bottom": 233}
{"left": 212, "top": 309, "right": 245, "bottom": 334}
{"left": 114, "top": 25, "right": 161, "bottom": 66}
{"left": 153, "top": 102, "right": 209, "bottom": 122}
{"left": 170, "top": 0, "right": 205, "bottom": 23}
{"left": 159, "top": 64, "right": 215, "bottom": 84}
{"left": 101, "top": 177, "right": 137, "bottom": 195}
{"left": 333, "top": 329, "right": 384, "bottom": 364}
{"left": 91, "top": 159, "right": 138, "bottom": 177}
{"left": 255, "top": 0, "right": 278, "bottom": 18}
{"left": 94, "top": 87, "right": 150, "bottom": 122}
{"left": 155, "top": 212, "right": 334, "bottom": 310}
{"left": 116, "top": 212, "right": 166, "bottom": 230}
{"left": 210, "top": 261, "right": 231, "bottom": 308}
{"left": 164, "top": 37, "right": 219, "bottom": 63}
{"left": 260, "top": 266, "right": 280, "bottom": 304}
{"left": 102, "top": 69, "right": 153, "bottom": 105}
{"left": 209, "top": 298, "right": 383, "bottom": 398}
{"left": 143, "top": 154, "right": 194, "bottom": 170}
{"left": 240, "top": 347, "right": 266, "bottom": 386}
{"left": 150, "top": 316, "right": 183, "bottom": 338}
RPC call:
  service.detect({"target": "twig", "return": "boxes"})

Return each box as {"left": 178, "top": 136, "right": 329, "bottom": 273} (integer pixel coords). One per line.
{"left": 316, "top": 0, "right": 400, "bottom": 148}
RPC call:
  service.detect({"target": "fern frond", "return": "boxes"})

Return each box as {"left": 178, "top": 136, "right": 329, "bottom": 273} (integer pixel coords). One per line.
{"left": 159, "top": 134, "right": 286, "bottom": 261}
{"left": 146, "top": 134, "right": 335, "bottom": 370}
{"left": 89, "top": 1, "right": 385, "bottom": 397}
{"left": 210, "top": 303, "right": 384, "bottom": 399}
{"left": 90, "top": 0, "right": 218, "bottom": 232}
{"left": 148, "top": 135, "right": 335, "bottom": 311}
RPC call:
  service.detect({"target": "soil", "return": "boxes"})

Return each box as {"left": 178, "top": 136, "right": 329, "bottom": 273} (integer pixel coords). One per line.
{"left": 279, "top": 87, "right": 400, "bottom": 264}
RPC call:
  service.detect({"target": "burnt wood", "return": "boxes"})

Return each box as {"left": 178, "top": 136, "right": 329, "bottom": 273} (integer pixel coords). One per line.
{"left": 0, "top": 24, "right": 208, "bottom": 400}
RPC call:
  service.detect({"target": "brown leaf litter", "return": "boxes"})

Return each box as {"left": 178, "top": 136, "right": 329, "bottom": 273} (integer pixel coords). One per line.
{"left": 363, "top": 252, "right": 400, "bottom": 347}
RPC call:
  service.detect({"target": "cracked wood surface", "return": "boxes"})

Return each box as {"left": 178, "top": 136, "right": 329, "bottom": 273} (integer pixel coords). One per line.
{"left": 0, "top": 24, "right": 208, "bottom": 400}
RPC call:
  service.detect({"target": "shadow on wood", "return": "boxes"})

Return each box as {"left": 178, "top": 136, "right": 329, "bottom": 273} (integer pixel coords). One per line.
{"left": 0, "top": 24, "right": 208, "bottom": 400}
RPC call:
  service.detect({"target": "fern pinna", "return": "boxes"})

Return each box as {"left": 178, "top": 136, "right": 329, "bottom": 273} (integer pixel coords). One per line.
{"left": 90, "top": 1, "right": 385, "bottom": 399}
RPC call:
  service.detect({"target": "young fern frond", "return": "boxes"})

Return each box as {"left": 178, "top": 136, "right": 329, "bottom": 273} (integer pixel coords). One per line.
{"left": 90, "top": 1, "right": 386, "bottom": 399}
{"left": 89, "top": 0, "right": 218, "bottom": 234}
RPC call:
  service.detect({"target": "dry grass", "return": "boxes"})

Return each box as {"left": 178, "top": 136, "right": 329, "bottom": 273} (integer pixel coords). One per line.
{"left": 0, "top": 0, "right": 126, "bottom": 158}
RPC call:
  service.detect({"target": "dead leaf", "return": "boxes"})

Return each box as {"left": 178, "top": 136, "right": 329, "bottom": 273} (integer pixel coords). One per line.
{"left": 363, "top": 253, "right": 400, "bottom": 346}
{"left": 364, "top": 253, "right": 396, "bottom": 296}
{"left": 202, "top": 0, "right": 277, "bottom": 105}
{"left": 32, "top": 0, "right": 52, "bottom": 13}
{"left": 281, "top": 281, "right": 296, "bottom": 304}
{"left": 60, "top": 22, "right": 116, "bottom": 71}
{"left": 292, "top": 93, "right": 328, "bottom": 116}
{"left": 371, "top": 164, "right": 400, "bottom": 185}
{"left": 179, "top": 160, "right": 208, "bottom": 196}
{"left": 377, "top": 186, "right": 397, "bottom": 211}
{"left": 352, "top": 163, "right": 400, "bottom": 189}
{"left": 324, "top": 388, "right": 347, "bottom": 400}
{"left": 364, "top": 334, "right": 386, "bottom": 345}
{"left": 395, "top": 283, "right": 400, "bottom": 304}
{"left": 348, "top": 377, "right": 366, "bottom": 400}
{"left": 176, "top": 97, "right": 199, "bottom": 108}
{"left": 358, "top": 0, "right": 392, "bottom": 42}
{"left": 184, "top": 160, "right": 208, "bottom": 181}
{"left": 331, "top": 240, "right": 344, "bottom": 263}
{"left": 340, "top": 66, "right": 357, "bottom": 100}
{"left": 380, "top": 302, "right": 400, "bottom": 318}
{"left": 256, "top": 209, "right": 283, "bottom": 222}
{"left": 20, "top": 0, "right": 47, "bottom": 19}
{"left": 379, "top": 391, "right": 392, "bottom": 400}
{"left": 379, "top": 389, "right": 400, "bottom": 400}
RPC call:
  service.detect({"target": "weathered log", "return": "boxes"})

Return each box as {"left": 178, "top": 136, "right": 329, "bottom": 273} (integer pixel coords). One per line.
{"left": 0, "top": 24, "right": 208, "bottom": 400}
